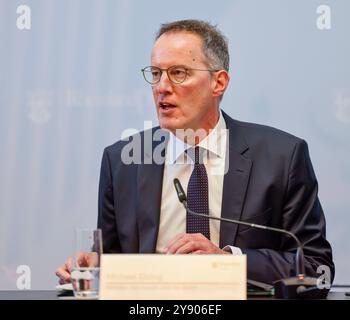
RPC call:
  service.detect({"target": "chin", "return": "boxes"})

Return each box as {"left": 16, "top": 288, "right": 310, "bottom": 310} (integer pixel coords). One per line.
{"left": 159, "top": 122, "right": 176, "bottom": 133}
{"left": 158, "top": 117, "right": 181, "bottom": 132}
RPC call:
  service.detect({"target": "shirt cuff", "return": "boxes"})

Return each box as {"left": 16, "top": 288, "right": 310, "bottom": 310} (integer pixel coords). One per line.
{"left": 222, "top": 245, "right": 243, "bottom": 255}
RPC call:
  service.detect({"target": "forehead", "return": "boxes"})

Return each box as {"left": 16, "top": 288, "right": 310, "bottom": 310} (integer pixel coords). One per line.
{"left": 151, "top": 31, "right": 206, "bottom": 67}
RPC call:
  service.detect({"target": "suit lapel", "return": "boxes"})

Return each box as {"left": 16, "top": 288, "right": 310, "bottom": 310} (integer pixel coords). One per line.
{"left": 135, "top": 116, "right": 252, "bottom": 251}
{"left": 137, "top": 128, "right": 168, "bottom": 253}
{"left": 219, "top": 113, "right": 252, "bottom": 248}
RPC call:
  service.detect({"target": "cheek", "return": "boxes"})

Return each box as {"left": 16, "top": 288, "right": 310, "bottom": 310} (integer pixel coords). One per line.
{"left": 181, "top": 83, "right": 210, "bottom": 108}
{"left": 178, "top": 81, "right": 201, "bottom": 100}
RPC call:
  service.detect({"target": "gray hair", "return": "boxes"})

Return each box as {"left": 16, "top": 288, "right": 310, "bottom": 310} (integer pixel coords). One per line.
{"left": 155, "top": 19, "right": 230, "bottom": 72}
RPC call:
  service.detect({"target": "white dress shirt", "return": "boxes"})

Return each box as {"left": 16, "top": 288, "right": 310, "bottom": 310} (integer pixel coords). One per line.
{"left": 156, "top": 110, "right": 242, "bottom": 254}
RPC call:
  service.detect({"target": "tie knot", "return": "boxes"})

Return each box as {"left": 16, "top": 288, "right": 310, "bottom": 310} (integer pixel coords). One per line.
{"left": 186, "top": 146, "right": 206, "bottom": 164}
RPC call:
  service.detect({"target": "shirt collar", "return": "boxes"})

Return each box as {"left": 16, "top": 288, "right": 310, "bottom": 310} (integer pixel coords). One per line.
{"left": 166, "top": 110, "right": 227, "bottom": 164}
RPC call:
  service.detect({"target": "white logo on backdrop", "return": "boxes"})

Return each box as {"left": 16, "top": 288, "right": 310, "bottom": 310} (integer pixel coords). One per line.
{"left": 334, "top": 91, "right": 350, "bottom": 124}
{"left": 65, "top": 89, "right": 153, "bottom": 113}
{"left": 28, "top": 91, "right": 52, "bottom": 124}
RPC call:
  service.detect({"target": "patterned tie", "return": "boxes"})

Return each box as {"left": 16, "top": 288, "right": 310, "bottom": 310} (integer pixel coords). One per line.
{"left": 186, "top": 146, "right": 210, "bottom": 239}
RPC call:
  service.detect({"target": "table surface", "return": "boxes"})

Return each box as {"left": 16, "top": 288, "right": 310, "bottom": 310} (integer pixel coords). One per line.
{"left": 0, "top": 289, "right": 349, "bottom": 300}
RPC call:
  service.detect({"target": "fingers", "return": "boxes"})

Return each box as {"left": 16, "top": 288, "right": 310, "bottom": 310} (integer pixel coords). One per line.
{"left": 86, "top": 252, "right": 99, "bottom": 267}
{"left": 55, "top": 257, "right": 73, "bottom": 284}
{"left": 191, "top": 250, "right": 206, "bottom": 254}
{"left": 165, "top": 233, "right": 187, "bottom": 252}
{"left": 55, "top": 265, "right": 71, "bottom": 284}
{"left": 165, "top": 233, "right": 194, "bottom": 254}
{"left": 165, "top": 233, "right": 226, "bottom": 254}
{"left": 56, "top": 252, "right": 99, "bottom": 285}
{"left": 174, "top": 240, "right": 199, "bottom": 254}
{"left": 66, "top": 257, "right": 73, "bottom": 272}
{"left": 76, "top": 252, "right": 88, "bottom": 267}
{"left": 75, "top": 252, "right": 99, "bottom": 268}
{"left": 165, "top": 233, "right": 207, "bottom": 254}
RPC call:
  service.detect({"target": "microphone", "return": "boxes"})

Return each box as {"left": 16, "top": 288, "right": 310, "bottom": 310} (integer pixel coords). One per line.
{"left": 173, "top": 178, "right": 328, "bottom": 299}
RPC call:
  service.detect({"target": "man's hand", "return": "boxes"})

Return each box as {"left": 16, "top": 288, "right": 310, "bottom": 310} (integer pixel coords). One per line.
{"left": 55, "top": 257, "right": 73, "bottom": 284}
{"left": 55, "top": 252, "right": 99, "bottom": 284}
{"left": 164, "top": 233, "right": 230, "bottom": 254}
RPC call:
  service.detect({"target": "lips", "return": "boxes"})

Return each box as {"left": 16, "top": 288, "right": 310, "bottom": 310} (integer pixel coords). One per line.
{"left": 158, "top": 102, "right": 177, "bottom": 116}
{"left": 159, "top": 102, "right": 176, "bottom": 110}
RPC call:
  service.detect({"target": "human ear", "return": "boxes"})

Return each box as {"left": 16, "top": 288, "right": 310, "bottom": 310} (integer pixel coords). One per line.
{"left": 212, "top": 70, "right": 230, "bottom": 98}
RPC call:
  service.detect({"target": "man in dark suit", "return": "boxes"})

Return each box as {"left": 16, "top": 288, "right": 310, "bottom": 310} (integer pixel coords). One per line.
{"left": 56, "top": 19, "right": 334, "bottom": 285}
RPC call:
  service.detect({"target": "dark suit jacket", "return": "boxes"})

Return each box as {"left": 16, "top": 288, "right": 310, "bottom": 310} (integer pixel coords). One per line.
{"left": 98, "top": 111, "right": 334, "bottom": 285}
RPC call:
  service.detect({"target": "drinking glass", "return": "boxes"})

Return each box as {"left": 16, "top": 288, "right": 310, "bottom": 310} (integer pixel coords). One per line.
{"left": 71, "top": 228, "right": 102, "bottom": 299}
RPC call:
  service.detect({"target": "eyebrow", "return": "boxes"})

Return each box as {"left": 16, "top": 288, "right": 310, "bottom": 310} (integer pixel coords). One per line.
{"left": 151, "top": 64, "right": 192, "bottom": 69}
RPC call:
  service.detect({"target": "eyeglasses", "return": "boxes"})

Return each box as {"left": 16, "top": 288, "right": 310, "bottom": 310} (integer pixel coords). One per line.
{"left": 141, "top": 65, "right": 220, "bottom": 85}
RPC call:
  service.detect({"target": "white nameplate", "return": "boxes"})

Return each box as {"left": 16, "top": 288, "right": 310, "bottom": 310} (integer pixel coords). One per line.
{"left": 99, "top": 254, "right": 246, "bottom": 300}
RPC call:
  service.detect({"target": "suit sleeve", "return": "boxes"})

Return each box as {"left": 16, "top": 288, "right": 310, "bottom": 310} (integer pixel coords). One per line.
{"left": 97, "top": 148, "right": 121, "bottom": 253}
{"left": 241, "top": 140, "right": 335, "bottom": 285}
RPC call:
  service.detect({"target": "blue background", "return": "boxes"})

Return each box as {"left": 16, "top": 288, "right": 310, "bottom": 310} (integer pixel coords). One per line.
{"left": 0, "top": 0, "right": 349, "bottom": 288}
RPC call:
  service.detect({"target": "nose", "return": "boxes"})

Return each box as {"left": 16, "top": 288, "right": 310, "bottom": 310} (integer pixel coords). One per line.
{"left": 154, "top": 71, "right": 173, "bottom": 94}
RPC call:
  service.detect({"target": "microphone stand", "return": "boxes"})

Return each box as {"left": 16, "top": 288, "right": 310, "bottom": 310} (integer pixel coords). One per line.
{"left": 173, "top": 178, "right": 329, "bottom": 299}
